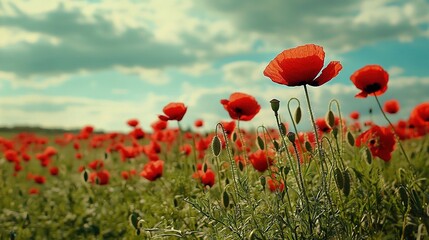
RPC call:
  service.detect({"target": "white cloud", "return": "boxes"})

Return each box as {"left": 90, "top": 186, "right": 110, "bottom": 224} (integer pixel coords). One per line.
{"left": 0, "top": 71, "right": 70, "bottom": 89}
{"left": 388, "top": 66, "right": 405, "bottom": 76}
{"left": 222, "top": 61, "right": 267, "bottom": 85}
{"left": 111, "top": 88, "right": 129, "bottom": 95}
{"left": 114, "top": 66, "right": 170, "bottom": 85}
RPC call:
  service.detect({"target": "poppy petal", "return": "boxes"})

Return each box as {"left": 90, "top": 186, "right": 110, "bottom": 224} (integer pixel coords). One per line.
{"left": 264, "top": 44, "right": 325, "bottom": 86}
{"left": 311, "top": 61, "right": 342, "bottom": 86}
{"left": 158, "top": 115, "right": 169, "bottom": 121}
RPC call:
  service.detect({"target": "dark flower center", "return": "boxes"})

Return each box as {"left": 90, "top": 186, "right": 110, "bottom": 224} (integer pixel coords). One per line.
{"left": 235, "top": 107, "right": 243, "bottom": 114}
{"left": 364, "top": 83, "right": 381, "bottom": 93}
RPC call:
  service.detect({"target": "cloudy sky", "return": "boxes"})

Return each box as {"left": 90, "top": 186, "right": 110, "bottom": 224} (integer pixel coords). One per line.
{"left": 0, "top": 0, "right": 428, "bottom": 132}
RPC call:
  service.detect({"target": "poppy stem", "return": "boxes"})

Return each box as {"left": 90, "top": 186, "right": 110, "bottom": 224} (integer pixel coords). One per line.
{"left": 303, "top": 84, "right": 333, "bottom": 208}
{"left": 373, "top": 95, "right": 413, "bottom": 169}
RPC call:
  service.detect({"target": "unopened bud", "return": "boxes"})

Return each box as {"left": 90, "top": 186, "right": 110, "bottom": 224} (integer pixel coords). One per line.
{"left": 287, "top": 132, "right": 296, "bottom": 143}
{"left": 270, "top": 99, "right": 280, "bottom": 113}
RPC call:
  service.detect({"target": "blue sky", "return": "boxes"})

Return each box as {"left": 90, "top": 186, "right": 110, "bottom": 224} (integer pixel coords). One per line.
{"left": 0, "top": 0, "right": 428, "bottom": 132}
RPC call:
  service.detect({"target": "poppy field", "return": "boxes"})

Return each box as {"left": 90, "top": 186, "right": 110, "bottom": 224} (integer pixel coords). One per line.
{"left": 1, "top": 44, "right": 429, "bottom": 239}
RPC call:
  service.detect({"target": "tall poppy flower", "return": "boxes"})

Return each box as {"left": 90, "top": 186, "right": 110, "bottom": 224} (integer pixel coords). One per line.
{"left": 356, "top": 125, "right": 396, "bottom": 162}
{"left": 350, "top": 65, "right": 389, "bottom": 98}
{"left": 159, "top": 102, "right": 187, "bottom": 121}
{"left": 220, "top": 92, "right": 261, "bottom": 121}
{"left": 383, "top": 99, "right": 400, "bottom": 114}
{"left": 263, "top": 44, "right": 342, "bottom": 87}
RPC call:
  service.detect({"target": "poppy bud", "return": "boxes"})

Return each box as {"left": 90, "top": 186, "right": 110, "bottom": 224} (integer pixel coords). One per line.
{"left": 287, "top": 132, "right": 296, "bottom": 143}
{"left": 270, "top": 99, "right": 280, "bottom": 113}
{"left": 294, "top": 106, "right": 302, "bottom": 124}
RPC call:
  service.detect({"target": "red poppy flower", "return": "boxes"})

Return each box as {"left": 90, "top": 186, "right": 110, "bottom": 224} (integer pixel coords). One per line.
{"left": 130, "top": 127, "right": 145, "bottom": 140}
{"left": 159, "top": 102, "right": 187, "bottom": 121}
{"left": 140, "top": 160, "right": 164, "bottom": 181}
{"left": 34, "top": 175, "right": 46, "bottom": 184}
{"left": 4, "top": 149, "right": 19, "bottom": 163}
{"left": 88, "top": 159, "right": 104, "bottom": 170}
{"left": 127, "top": 119, "right": 139, "bottom": 127}
{"left": 263, "top": 44, "right": 342, "bottom": 87}
{"left": 356, "top": 125, "right": 396, "bottom": 162}
{"left": 192, "top": 163, "right": 216, "bottom": 187}
{"left": 89, "top": 170, "right": 110, "bottom": 185}
{"left": 350, "top": 65, "right": 389, "bottom": 98}
{"left": 180, "top": 144, "right": 192, "bottom": 156}
{"left": 409, "top": 102, "right": 429, "bottom": 129}
{"left": 29, "top": 187, "right": 39, "bottom": 195}
{"left": 315, "top": 118, "right": 332, "bottom": 134}
{"left": 194, "top": 119, "right": 204, "bottom": 128}
{"left": 350, "top": 111, "right": 360, "bottom": 120}
{"left": 249, "top": 149, "right": 275, "bottom": 172}
{"left": 151, "top": 119, "right": 168, "bottom": 131}
{"left": 220, "top": 92, "right": 261, "bottom": 121}
{"left": 383, "top": 99, "right": 400, "bottom": 114}
{"left": 49, "top": 166, "right": 59, "bottom": 176}
{"left": 121, "top": 171, "right": 130, "bottom": 180}
{"left": 267, "top": 176, "right": 285, "bottom": 192}
{"left": 201, "top": 169, "right": 215, "bottom": 187}
{"left": 221, "top": 121, "right": 236, "bottom": 137}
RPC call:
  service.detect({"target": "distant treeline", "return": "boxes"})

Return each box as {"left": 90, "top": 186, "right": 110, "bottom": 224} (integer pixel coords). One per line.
{"left": 0, "top": 126, "right": 104, "bottom": 134}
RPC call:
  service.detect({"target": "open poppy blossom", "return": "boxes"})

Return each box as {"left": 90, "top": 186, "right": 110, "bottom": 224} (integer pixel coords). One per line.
{"left": 356, "top": 125, "right": 396, "bottom": 162}
{"left": 263, "top": 44, "right": 342, "bottom": 87}
{"left": 350, "top": 65, "right": 389, "bottom": 98}
{"left": 383, "top": 99, "right": 400, "bottom": 114}
{"left": 159, "top": 102, "right": 187, "bottom": 121}
{"left": 220, "top": 92, "right": 261, "bottom": 121}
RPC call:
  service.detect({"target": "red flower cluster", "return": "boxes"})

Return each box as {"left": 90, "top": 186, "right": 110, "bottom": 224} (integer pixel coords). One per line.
{"left": 356, "top": 125, "right": 396, "bottom": 162}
